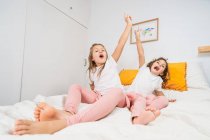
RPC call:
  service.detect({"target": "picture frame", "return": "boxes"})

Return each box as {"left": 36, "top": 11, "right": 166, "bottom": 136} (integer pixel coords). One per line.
{"left": 130, "top": 18, "right": 159, "bottom": 44}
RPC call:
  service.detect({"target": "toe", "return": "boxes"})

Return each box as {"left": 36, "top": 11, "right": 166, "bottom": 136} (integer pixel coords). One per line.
{"left": 34, "top": 111, "right": 41, "bottom": 121}
{"left": 38, "top": 102, "right": 47, "bottom": 108}
{"left": 154, "top": 110, "right": 161, "bottom": 117}
{"left": 34, "top": 109, "right": 40, "bottom": 115}
{"left": 14, "top": 124, "right": 29, "bottom": 131}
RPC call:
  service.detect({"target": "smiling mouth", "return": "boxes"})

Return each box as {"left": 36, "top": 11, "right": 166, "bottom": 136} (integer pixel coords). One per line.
{"left": 154, "top": 66, "right": 159, "bottom": 71}
{"left": 99, "top": 54, "right": 104, "bottom": 58}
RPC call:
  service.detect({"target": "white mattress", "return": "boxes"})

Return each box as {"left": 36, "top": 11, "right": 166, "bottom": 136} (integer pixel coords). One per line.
{"left": 1, "top": 88, "right": 210, "bottom": 140}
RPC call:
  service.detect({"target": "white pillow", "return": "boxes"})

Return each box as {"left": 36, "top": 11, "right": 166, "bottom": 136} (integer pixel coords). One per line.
{"left": 187, "top": 62, "right": 209, "bottom": 89}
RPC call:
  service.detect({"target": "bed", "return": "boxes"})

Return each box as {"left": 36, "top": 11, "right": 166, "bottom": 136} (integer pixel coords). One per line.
{"left": 0, "top": 62, "right": 210, "bottom": 140}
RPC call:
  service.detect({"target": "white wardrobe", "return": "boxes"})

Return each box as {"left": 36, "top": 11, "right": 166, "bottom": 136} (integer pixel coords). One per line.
{"left": 0, "top": 0, "right": 90, "bottom": 105}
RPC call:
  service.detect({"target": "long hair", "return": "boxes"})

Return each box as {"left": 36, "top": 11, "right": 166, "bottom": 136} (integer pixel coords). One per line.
{"left": 87, "top": 43, "right": 108, "bottom": 81}
{"left": 146, "top": 57, "right": 169, "bottom": 84}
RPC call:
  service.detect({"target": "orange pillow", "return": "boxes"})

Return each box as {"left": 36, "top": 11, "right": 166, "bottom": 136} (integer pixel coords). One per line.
{"left": 163, "top": 62, "right": 187, "bottom": 91}
{"left": 119, "top": 62, "right": 187, "bottom": 91}
{"left": 119, "top": 69, "right": 139, "bottom": 85}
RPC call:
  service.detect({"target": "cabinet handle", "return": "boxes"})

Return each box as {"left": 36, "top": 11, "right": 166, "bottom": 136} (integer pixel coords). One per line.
{"left": 84, "top": 58, "right": 87, "bottom": 67}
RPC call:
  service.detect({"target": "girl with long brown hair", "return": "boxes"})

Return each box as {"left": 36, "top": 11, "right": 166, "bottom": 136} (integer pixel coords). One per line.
{"left": 126, "top": 30, "right": 175, "bottom": 125}
{"left": 12, "top": 15, "right": 132, "bottom": 135}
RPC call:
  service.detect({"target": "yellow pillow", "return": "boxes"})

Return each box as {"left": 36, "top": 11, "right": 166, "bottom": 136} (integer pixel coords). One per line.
{"left": 162, "top": 62, "right": 187, "bottom": 91}
{"left": 119, "top": 69, "right": 139, "bottom": 85}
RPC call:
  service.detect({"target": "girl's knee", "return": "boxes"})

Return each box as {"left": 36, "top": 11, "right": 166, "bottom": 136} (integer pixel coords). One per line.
{"left": 117, "top": 94, "right": 130, "bottom": 108}
{"left": 159, "top": 96, "right": 169, "bottom": 108}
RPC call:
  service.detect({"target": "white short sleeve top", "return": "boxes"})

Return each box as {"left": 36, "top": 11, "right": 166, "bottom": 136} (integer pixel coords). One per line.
{"left": 90, "top": 56, "right": 124, "bottom": 95}
{"left": 127, "top": 64, "right": 163, "bottom": 97}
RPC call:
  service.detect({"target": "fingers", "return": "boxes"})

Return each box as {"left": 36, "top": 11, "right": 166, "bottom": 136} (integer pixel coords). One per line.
{"left": 135, "top": 29, "right": 140, "bottom": 35}
{"left": 124, "top": 13, "right": 132, "bottom": 24}
{"left": 14, "top": 124, "right": 29, "bottom": 132}
{"left": 15, "top": 120, "right": 32, "bottom": 125}
{"left": 124, "top": 13, "right": 129, "bottom": 18}
{"left": 135, "top": 29, "right": 141, "bottom": 39}
{"left": 169, "top": 99, "right": 176, "bottom": 102}
{"left": 13, "top": 130, "right": 30, "bottom": 135}
{"left": 13, "top": 120, "right": 33, "bottom": 135}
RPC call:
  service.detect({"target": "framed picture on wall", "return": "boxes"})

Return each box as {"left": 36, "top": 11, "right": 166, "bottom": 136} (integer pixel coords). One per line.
{"left": 130, "top": 18, "right": 159, "bottom": 44}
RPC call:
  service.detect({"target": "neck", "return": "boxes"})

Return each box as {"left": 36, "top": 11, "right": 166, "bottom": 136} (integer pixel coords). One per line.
{"left": 96, "top": 63, "right": 104, "bottom": 67}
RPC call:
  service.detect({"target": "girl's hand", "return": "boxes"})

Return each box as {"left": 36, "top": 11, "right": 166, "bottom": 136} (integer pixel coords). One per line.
{"left": 168, "top": 99, "right": 176, "bottom": 102}
{"left": 124, "top": 14, "right": 132, "bottom": 26}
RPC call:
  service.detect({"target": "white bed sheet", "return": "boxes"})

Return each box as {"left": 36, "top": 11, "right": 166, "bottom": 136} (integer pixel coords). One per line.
{"left": 1, "top": 88, "right": 210, "bottom": 140}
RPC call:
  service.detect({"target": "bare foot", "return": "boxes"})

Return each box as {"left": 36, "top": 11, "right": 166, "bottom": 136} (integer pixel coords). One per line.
{"left": 12, "top": 119, "right": 67, "bottom": 135}
{"left": 34, "top": 102, "right": 73, "bottom": 121}
{"left": 132, "top": 107, "right": 160, "bottom": 125}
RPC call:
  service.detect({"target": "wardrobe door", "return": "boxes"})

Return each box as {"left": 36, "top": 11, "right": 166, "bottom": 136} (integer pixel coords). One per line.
{"left": 45, "top": 0, "right": 91, "bottom": 27}
{"left": 21, "top": 0, "right": 88, "bottom": 100}
{"left": 0, "top": 0, "right": 26, "bottom": 105}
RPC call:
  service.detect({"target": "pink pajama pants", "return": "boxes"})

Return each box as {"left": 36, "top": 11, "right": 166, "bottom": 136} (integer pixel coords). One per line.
{"left": 64, "top": 84, "right": 128, "bottom": 125}
{"left": 127, "top": 93, "right": 169, "bottom": 117}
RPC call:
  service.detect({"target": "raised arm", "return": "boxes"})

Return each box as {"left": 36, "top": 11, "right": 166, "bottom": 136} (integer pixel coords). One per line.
{"left": 135, "top": 30, "right": 145, "bottom": 68}
{"left": 112, "top": 14, "right": 132, "bottom": 62}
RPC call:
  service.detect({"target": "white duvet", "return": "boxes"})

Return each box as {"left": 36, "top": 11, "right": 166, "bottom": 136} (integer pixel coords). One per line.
{"left": 1, "top": 88, "right": 210, "bottom": 140}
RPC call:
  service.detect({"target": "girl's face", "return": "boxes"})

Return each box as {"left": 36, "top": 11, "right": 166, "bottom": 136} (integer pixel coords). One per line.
{"left": 150, "top": 60, "right": 167, "bottom": 76}
{"left": 92, "top": 45, "right": 107, "bottom": 66}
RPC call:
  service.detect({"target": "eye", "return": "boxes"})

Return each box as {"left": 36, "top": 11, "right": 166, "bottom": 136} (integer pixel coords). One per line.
{"left": 157, "top": 61, "right": 159, "bottom": 64}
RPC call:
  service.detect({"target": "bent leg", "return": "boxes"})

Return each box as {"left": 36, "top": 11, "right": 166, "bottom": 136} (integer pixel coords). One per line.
{"left": 35, "top": 84, "right": 99, "bottom": 122}
{"left": 146, "top": 95, "right": 169, "bottom": 110}
{"left": 131, "top": 95, "right": 159, "bottom": 125}
{"left": 66, "top": 88, "right": 124, "bottom": 125}
{"left": 120, "top": 92, "right": 138, "bottom": 109}
{"left": 64, "top": 84, "right": 98, "bottom": 114}
{"left": 131, "top": 95, "right": 146, "bottom": 118}
{"left": 117, "top": 93, "right": 130, "bottom": 108}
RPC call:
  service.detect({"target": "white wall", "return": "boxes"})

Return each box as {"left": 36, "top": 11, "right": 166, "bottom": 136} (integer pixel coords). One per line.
{"left": 88, "top": 0, "right": 210, "bottom": 85}
{"left": 21, "top": 0, "right": 90, "bottom": 101}
{"left": 0, "top": 0, "right": 90, "bottom": 105}
{"left": 0, "top": 0, "right": 27, "bottom": 105}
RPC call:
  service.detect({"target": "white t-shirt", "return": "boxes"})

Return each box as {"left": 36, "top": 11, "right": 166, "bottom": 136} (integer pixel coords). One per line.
{"left": 89, "top": 56, "right": 124, "bottom": 95}
{"left": 127, "top": 64, "right": 163, "bottom": 97}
